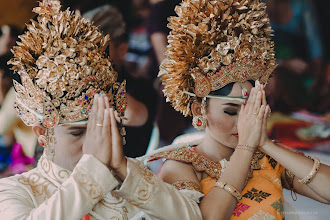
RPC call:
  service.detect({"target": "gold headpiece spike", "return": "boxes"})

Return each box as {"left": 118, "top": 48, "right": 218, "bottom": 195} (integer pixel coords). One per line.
{"left": 260, "top": 63, "right": 278, "bottom": 85}
{"left": 115, "top": 80, "right": 128, "bottom": 117}
{"left": 192, "top": 69, "right": 212, "bottom": 97}
{"left": 42, "top": 96, "right": 60, "bottom": 128}
{"left": 100, "top": 35, "right": 110, "bottom": 52}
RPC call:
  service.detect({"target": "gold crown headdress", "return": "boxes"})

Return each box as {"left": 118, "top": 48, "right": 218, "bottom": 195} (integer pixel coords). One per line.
{"left": 159, "top": 0, "right": 277, "bottom": 116}
{"left": 8, "top": 0, "right": 127, "bottom": 128}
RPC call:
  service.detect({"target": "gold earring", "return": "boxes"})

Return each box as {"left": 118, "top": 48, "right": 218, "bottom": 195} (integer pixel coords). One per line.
{"left": 38, "top": 135, "right": 47, "bottom": 147}
{"left": 192, "top": 115, "right": 207, "bottom": 131}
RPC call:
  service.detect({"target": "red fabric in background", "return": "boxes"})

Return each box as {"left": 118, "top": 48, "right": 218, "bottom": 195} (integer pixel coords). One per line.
{"left": 271, "top": 121, "right": 330, "bottom": 149}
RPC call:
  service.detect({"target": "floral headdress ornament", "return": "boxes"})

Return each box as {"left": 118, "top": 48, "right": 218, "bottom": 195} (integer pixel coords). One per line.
{"left": 159, "top": 0, "right": 277, "bottom": 116}
{"left": 8, "top": 0, "right": 127, "bottom": 160}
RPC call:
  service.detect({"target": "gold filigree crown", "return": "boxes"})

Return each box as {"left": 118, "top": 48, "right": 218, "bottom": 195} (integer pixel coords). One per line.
{"left": 8, "top": 0, "right": 127, "bottom": 127}
{"left": 159, "top": 0, "right": 277, "bottom": 116}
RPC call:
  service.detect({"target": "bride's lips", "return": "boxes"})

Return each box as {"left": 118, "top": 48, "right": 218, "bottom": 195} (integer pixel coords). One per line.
{"left": 233, "top": 133, "right": 239, "bottom": 138}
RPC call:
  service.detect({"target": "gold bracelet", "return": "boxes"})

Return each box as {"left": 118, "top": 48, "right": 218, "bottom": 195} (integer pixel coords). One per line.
{"left": 236, "top": 146, "right": 254, "bottom": 153}
{"left": 298, "top": 157, "right": 320, "bottom": 184}
{"left": 237, "top": 144, "right": 255, "bottom": 150}
{"left": 214, "top": 181, "right": 242, "bottom": 201}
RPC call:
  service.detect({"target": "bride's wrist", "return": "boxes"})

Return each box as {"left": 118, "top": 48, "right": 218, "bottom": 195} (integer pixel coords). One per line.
{"left": 259, "top": 139, "right": 273, "bottom": 151}
{"left": 236, "top": 144, "right": 257, "bottom": 154}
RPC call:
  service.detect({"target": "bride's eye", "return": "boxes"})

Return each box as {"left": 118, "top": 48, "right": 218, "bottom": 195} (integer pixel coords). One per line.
{"left": 224, "top": 110, "right": 238, "bottom": 116}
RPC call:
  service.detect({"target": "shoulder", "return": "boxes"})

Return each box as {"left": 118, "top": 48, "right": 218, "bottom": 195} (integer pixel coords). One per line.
{"left": 159, "top": 159, "right": 203, "bottom": 195}
{"left": 159, "top": 159, "right": 198, "bottom": 184}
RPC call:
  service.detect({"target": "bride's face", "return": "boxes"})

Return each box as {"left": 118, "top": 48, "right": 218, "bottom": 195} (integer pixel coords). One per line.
{"left": 205, "top": 81, "right": 253, "bottom": 149}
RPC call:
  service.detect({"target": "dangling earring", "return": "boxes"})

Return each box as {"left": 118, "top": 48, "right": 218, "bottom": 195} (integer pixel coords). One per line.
{"left": 38, "top": 135, "right": 47, "bottom": 147}
{"left": 38, "top": 129, "right": 55, "bottom": 161}
{"left": 192, "top": 115, "right": 207, "bottom": 131}
{"left": 192, "top": 97, "right": 207, "bottom": 131}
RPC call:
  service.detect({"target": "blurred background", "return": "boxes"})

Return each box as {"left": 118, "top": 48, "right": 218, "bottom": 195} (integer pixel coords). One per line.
{"left": 0, "top": 0, "right": 329, "bottom": 207}
{"left": 0, "top": 0, "right": 329, "bottom": 218}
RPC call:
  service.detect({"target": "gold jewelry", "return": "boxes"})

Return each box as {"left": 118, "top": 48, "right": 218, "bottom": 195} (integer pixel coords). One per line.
{"left": 158, "top": 0, "right": 276, "bottom": 116}
{"left": 9, "top": 0, "right": 128, "bottom": 128}
{"left": 237, "top": 144, "right": 255, "bottom": 150}
{"left": 285, "top": 169, "right": 297, "bottom": 201}
{"left": 298, "top": 157, "right": 320, "bottom": 184}
{"left": 192, "top": 97, "right": 207, "bottom": 131}
{"left": 172, "top": 180, "right": 202, "bottom": 193}
{"left": 96, "top": 123, "right": 103, "bottom": 127}
{"left": 38, "top": 135, "right": 47, "bottom": 147}
{"left": 236, "top": 146, "right": 254, "bottom": 153}
{"left": 192, "top": 115, "right": 207, "bottom": 131}
{"left": 214, "top": 181, "right": 242, "bottom": 202}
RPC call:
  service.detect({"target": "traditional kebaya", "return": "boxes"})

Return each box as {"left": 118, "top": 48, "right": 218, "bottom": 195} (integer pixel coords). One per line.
{"left": 146, "top": 0, "right": 330, "bottom": 219}
{"left": 0, "top": 0, "right": 203, "bottom": 219}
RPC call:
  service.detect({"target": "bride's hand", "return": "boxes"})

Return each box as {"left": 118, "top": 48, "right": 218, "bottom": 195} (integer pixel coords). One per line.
{"left": 259, "top": 88, "right": 272, "bottom": 148}
{"left": 237, "top": 82, "right": 266, "bottom": 149}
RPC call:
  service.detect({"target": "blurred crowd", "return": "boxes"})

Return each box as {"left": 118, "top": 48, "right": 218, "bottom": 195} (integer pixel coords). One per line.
{"left": 0, "top": 0, "right": 329, "bottom": 177}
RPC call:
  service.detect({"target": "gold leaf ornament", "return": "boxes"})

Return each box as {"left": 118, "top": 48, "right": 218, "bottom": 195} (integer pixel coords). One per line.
{"left": 192, "top": 69, "right": 212, "bottom": 97}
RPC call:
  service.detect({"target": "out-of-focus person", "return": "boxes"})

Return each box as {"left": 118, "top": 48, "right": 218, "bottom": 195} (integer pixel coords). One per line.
{"left": 0, "top": 54, "right": 35, "bottom": 177}
{"left": 84, "top": 5, "right": 158, "bottom": 157}
{"left": 0, "top": 25, "right": 20, "bottom": 56}
{"left": 265, "top": 0, "right": 328, "bottom": 113}
{"left": 147, "top": 0, "right": 190, "bottom": 146}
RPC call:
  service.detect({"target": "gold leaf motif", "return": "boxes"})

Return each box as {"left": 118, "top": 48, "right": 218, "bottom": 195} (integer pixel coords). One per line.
{"left": 192, "top": 69, "right": 212, "bottom": 97}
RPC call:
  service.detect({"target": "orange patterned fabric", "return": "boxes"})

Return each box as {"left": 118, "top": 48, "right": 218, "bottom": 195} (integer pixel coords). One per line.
{"left": 151, "top": 145, "right": 286, "bottom": 219}
{"left": 202, "top": 156, "right": 285, "bottom": 219}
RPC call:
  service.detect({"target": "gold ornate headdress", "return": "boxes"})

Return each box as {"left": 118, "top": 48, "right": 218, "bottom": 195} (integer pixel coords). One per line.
{"left": 8, "top": 0, "right": 127, "bottom": 159}
{"left": 159, "top": 0, "right": 277, "bottom": 116}
{"left": 8, "top": 0, "right": 127, "bottom": 127}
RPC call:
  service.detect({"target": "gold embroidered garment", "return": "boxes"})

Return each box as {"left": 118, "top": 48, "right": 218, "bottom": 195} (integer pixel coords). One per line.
{"left": 149, "top": 145, "right": 286, "bottom": 219}
{"left": 0, "top": 153, "right": 202, "bottom": 219}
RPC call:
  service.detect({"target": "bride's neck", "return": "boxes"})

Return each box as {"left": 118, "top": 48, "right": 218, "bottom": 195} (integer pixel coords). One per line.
{"left": 196, "top": 132, "right": 234, "bottom": 162}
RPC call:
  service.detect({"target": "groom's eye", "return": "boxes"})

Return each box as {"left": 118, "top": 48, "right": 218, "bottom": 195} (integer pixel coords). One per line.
{"left": 67, "top": 127, "right": 86, "bottom": 137}
{"left": 70, "top": 131, "right": 83, "bottom": 136}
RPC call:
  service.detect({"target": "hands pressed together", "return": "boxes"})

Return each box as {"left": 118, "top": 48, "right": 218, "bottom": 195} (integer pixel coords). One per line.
{"left": 237, "top": 81, "right": 271, "bottom": 150}
{"left": 83, "top": 94, "right": 127, "bottom": 179}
